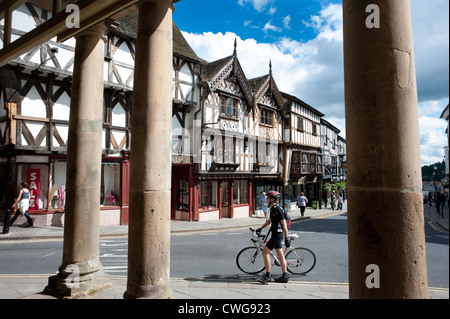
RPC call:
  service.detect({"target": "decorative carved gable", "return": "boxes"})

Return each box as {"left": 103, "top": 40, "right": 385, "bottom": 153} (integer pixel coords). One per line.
{"left": 203, "top": 55, "right": 253, "bottom": 110}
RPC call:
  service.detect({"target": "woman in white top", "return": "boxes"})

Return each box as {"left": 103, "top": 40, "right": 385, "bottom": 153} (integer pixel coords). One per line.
{"left": 9, "top": 181, "right": 33, "bottom": 227}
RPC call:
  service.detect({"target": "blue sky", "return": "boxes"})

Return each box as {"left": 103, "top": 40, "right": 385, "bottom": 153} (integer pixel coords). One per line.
{"left": 173, "top": 0, "right": 449, "bottom": 166}
{"left": 174, "top": 0, "right": 341, "bottom": 43}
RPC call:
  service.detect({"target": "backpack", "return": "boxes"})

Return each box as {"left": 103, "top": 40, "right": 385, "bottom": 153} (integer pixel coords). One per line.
{"left": 285, "top": 210, "right": 292, "bottom": 229}
{"left": 275, "top": 204, "right": 291, "bottom": 229}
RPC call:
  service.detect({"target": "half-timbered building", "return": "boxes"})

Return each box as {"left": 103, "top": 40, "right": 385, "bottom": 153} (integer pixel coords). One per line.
{"left": 248, "top": 63, "right": 287, "bottom": 214}
{"left": 321, "top": 118, "right": 342, "bottom": 183}
{"left": 282, "top": 92, "right": 324, "bottom": 204}
{"left": 0, "top": 4, "right": 203, "bottom": 225}
{"left": 0, "top": 3, "right": 346, "bottom": 225}
{"left": 190, "top": 44, "right": 255, "bottom": 221}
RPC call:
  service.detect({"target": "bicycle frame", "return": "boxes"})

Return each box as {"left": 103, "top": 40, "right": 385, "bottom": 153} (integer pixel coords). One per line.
{"left": 237, "top": 228, "right": 316, "bottom": 275}
{"left": 250, "top": 228, "right": 297, "bottom": 266}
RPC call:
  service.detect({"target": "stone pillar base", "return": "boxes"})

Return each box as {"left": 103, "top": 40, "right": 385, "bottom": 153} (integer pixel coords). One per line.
{"left": 123, "top": 281, "right": 172, "bottom": 299}
{"left": 44, "top": 266, "right": 112, "bottom": 298}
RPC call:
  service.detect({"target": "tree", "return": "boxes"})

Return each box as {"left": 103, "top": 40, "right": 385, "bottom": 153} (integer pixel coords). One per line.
{"left": 422, "top": 162, "right": 446, "bottom": 181}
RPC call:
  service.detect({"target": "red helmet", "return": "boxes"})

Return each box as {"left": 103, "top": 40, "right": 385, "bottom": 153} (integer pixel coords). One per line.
{"left": 267, "top": 190, "right": 281, "bottom": 200}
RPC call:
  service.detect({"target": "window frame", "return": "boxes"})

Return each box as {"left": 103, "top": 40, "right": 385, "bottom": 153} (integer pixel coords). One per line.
{"left": 220, "top": 95, "right": 238, "bottom": 118}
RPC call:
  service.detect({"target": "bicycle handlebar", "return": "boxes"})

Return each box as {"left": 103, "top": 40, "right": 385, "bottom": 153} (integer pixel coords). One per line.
{"left": 249, "top": 227, "right": 267, "bottom": 239}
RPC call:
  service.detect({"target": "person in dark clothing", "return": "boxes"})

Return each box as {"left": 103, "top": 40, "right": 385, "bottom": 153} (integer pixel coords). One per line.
{"left": 256, "top": 190, "right": 290, "bottom": 283}
{"left": 10, "top": 181, "right": 33, "bottom": 227}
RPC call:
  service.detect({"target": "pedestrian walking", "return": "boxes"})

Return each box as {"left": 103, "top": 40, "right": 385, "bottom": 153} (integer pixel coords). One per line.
{"left": 438, "top": 192, "right": 446, "bottom": 217}
{"left": 297, "top": 192, "right": 308, "bottom": 217}
{"left": 9, "top": 181, "right": 33, "bottom": 227}
{"left": 256, "top": 190, "right": 290, "bottom": 283}
{"left": 331, "top": 191, "right": 336, "bottom": 211}
{"left": 337, "top": 192, "right": 343, "bottom": 211}
{"left": 261, "top": 192, "right": 268, "bottom": 220}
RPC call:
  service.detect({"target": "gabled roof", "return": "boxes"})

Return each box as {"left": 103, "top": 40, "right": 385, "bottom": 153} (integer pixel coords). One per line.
{"left": 321, "top": 118, "right": 341, "bottom": 133}
{"left": 201, "top": 55, "right": 234, "bottom": 82}
{"left": 114, "top": 14, "right": 204, "bottom": 63}
{"left": 281, "top": 91, "right": 325, "bottom": 118}
{"left": 201, "top": 48, "right": 253, "bottom": 108}
{"left": 249, "top": 70, "right": 287, "bottom": 116}
{"left": 440, "top": 103, "right": 449, "bottom": 121}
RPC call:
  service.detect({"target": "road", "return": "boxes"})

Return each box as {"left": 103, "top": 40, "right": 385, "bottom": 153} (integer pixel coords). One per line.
{"left": 0, "top": 210, "right": 448, "bottom": 288}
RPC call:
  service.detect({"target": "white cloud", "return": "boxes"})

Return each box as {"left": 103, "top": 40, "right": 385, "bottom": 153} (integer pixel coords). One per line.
{"left": 238, "top": 0, "right": 272, "bottom": 13}
{"left": 303, "top": 3, "right": 342, "bottom": 41}
{"left": 263, "top": 20, "right": 282, "bottom": 33}
{"left": 283, "top": 15, "right": 291, "bottom": 30}
{"left": 419, "top": 114, "right": 447, "bottom": 165}
{"left": 182, "top": 1, "right": 449, "bottom": 166}
{"left": 411, "top": 0, "right": 449, "bottom": 102}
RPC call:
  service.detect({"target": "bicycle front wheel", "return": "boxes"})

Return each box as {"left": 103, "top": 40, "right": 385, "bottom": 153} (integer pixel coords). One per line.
{"left": 236, "top": 247, "right": 265, "bottom": 275}
{"left": 286, "top": 247, "right": 316, "bottom": 275}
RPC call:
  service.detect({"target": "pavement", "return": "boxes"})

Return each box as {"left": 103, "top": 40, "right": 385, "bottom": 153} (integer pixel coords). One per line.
{"left": 0, "top": 202, "right": 448, "bottom": 300}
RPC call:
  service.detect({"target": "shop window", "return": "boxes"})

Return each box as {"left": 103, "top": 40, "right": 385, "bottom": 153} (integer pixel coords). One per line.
{"left": 17, "top": 164, "right": 48, "bottom": 210}
{"left": 101, "top": 163, "right": 120, "bottom": 206}
{"left": 50, "top": 161, "right": 67, "bottom": 209}
{"left": 240, "top": 180, "right": 248, "bottom": 204}
{"left": 233, "top": 181, "right": 239, "bottom": 205}
{"left": 199, "top": 181, "right": 217, "bottom": 211}
{"left": 177, "top": 179, "right": 189, "bottom": 211}
{"left": 233, "top": 180, "right": 249, "bottom": 205}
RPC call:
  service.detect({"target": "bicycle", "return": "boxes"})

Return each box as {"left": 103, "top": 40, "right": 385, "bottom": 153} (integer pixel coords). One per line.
{"left": 236, "top": 228, "right": 316, "bottom": 275}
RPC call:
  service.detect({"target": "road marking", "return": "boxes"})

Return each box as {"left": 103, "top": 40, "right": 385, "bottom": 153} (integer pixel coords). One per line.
{"left": 427, "top": 221, "right": 448, "bottom": 233}
{"left": 103, "top": 266, "right": 127, "bottom": 270}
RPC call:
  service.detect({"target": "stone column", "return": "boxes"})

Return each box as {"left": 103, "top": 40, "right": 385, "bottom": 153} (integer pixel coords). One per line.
{"left": 44, "top": 22, "right": 111, "bottom": 298}
{"left": 343, "top": 1, "right": 429, "bottom": 298}
{"left": 123, "top": 0, "right": 174, "bottom": 299}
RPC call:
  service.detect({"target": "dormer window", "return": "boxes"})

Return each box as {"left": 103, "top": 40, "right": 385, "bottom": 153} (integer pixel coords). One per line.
{"left": 220, "top": 96, "right": 238, "bottom": 118}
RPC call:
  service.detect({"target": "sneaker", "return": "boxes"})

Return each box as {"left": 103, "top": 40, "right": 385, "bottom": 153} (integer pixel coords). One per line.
{"left": 274, "top": 275, "right": 289, "bottom": 283}
{"left": 258, "top": 275, "right": 272, "bottom": 283}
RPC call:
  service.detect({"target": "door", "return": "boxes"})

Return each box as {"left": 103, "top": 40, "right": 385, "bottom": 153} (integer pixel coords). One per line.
{"left": 221, "top": 181, "right": 231, "bottom": 218}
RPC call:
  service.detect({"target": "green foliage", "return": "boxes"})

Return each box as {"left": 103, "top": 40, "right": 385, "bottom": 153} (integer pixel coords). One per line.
{"left": 322, "top": 182, "right": 347, "bottom": 193}
{"left": 422, "top": 162, "right": 446, "bottom": 181}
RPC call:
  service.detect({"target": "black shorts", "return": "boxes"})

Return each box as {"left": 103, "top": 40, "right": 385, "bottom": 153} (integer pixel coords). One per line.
{"left": 266, "top": 232, "right": 284, "bottom": 250}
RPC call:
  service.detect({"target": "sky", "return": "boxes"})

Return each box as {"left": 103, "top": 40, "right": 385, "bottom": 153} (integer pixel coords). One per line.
{"left": 172, "top": 0, "right": 449, "bottom": 166}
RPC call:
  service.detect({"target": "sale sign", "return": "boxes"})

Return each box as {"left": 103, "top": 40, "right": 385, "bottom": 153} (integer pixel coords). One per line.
{"left": 27, "top": 169, "right": 40, "bottom": 211}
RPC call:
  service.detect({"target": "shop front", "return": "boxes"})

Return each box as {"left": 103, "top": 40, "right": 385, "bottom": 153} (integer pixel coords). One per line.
{"left": 1, "top": 153, "right": 130, "bottom": 227}
{"left": 172, "top": 168, "right": 253, "bottom": 221}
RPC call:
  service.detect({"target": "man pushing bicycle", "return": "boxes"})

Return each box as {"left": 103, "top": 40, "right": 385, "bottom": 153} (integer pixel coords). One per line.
{"left": 256, "top": 190, "right": 290, "bottom": 283}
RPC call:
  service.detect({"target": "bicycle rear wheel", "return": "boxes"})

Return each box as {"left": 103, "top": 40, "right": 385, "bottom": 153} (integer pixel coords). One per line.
{"left": 285, "top": 247, "right": 316, "bottom": 275}
{"left": 236, "top": 246, "right": 265, "bottom": 274}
